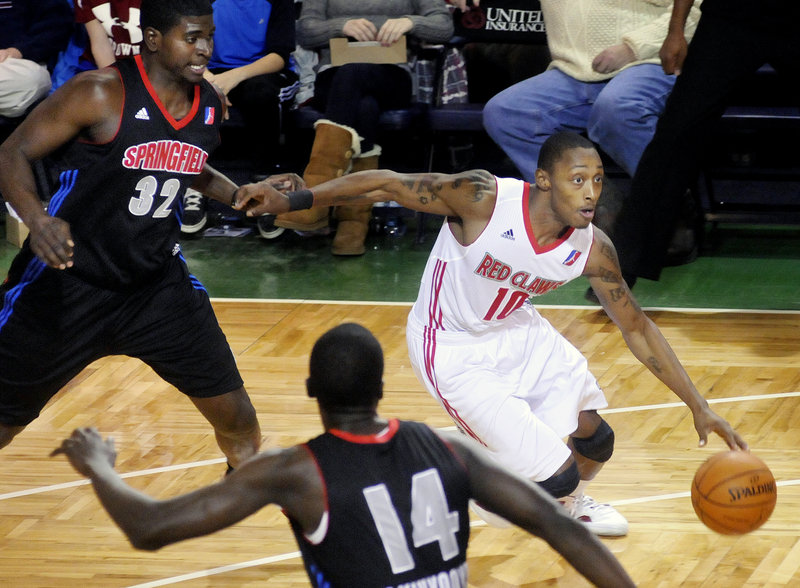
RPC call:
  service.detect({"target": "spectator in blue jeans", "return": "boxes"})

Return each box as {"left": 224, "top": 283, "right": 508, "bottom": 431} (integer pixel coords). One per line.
{"left": 482, "top": 0, "right": 702, "bottom": 183}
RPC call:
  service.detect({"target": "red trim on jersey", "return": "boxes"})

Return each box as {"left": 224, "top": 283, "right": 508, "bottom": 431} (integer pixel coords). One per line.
{"left": 523, "top": 181, "right": 575, "bottom": 254}
{"left": 422, "top": 326, "right": 486, "bottom": 447}
{"left": 134, "top": 55, "right": 200, "bottom": 130}
{"left": 427, "top": 259, "right": 446, "bottom": 329}
{"left": 329, "top": 418, "right": 399, "bottom": 444}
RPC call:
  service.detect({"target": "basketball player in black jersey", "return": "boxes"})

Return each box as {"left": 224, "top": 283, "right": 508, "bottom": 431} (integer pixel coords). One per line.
{"left": 53, "top": 323, "right": 635, "bottom": 588}
{"left": 0, "top": 0, "right": 294, "bottom": 466}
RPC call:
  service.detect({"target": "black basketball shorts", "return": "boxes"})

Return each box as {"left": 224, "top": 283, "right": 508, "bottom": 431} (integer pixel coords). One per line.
{"left": 0, "top": 253, "right": 243, "bottom": 426}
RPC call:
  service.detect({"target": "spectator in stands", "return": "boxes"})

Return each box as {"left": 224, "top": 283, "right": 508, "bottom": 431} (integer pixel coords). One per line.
{"left": 482, "top": 0, "right": 702, "bottom": 183}
{"left": 273, "top": 0, "right": 453, "bottom": 256}
{"left": 180, "top": 0, "right": 300, "bottom": 236}
{"left": 0, "top": 0, "right": 74, "bottom": 118}
{"left": 73, "top": 1, "right": 142, "bottom": 69}
{"left": 612, "top": 0, "right": 800, "bottom": 290}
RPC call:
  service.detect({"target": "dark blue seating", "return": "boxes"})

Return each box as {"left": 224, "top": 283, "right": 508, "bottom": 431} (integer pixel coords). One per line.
{"left": 291, "top": 103, "right": 428, "bottom": 132}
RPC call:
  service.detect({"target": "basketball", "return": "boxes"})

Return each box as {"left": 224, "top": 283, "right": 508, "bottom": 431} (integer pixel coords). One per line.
{"left": 691, "top": 451, "right": 777, "bottom": 535}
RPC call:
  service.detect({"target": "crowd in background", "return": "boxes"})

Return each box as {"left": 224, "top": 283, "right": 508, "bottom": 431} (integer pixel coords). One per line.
{"left": 1, "top": 0, "right": 796, "bottom": 281}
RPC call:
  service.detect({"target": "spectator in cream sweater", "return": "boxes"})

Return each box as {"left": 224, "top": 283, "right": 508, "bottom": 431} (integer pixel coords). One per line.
{"left": 482, "top": 0, "right": 702, "bottom": 182}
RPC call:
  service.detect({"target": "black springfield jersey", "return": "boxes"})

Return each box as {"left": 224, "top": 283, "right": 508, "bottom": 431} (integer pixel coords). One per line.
{"left": 290, "top": 420, "right": 471, "bottom": 588}
{"left": 43, "top": 55, "right": 222, "bottom": 288}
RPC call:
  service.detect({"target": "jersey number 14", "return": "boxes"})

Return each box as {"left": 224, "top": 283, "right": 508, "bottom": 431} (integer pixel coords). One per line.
{"left": 363, "top": 468, "right": 461, "bottom": 574}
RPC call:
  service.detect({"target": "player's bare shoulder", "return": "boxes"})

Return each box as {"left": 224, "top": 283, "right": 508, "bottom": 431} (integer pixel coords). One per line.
{"left": 50, "top": 67, "right": 125, "bottom": 140}
{"left": 443, "top": 169, "right": 497, "bottom": 221}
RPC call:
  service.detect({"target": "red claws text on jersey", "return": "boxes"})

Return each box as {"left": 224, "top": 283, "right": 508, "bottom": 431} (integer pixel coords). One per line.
{"left": 474, "top": 252, "right": 565, "bottom": 296}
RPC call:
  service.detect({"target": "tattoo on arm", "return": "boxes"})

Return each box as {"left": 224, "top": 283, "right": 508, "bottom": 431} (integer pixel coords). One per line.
{"left": 453, "top": 171, "right": 494, "bottom": 204}
{"left": 599, "top": 241, "right": 617, "bottom": 263}
{"left": 401, "top": 177, "right": 444, "bottom": 206}
{"left": 595, "top": 265, "right": 640, "bottom": 310}
{"left": 399, "top": 170, "right": 495, "bottom": 211}
{"left": 647, "top": 355, "right": 663, "bottom": 374}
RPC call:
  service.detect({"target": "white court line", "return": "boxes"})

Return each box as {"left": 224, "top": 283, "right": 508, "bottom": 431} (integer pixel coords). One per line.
{"left": 130, "top": 478, "right": 800, "bottom": 587}
{"left": 600, "top": 391, "right": 800, "bottom": 415}
{"left": 127, "top": 552, "right": 302, "bottom": 588}
{"left": 0, "top": 458, "right": 226, "bottom": 501}
{"left": 211, "top": 297, "right": 800, "bottom": 315}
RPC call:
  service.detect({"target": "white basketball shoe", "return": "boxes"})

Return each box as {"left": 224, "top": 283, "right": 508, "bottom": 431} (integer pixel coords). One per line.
{"left": 565, "top": 494, "right": 629, "bottom": 537}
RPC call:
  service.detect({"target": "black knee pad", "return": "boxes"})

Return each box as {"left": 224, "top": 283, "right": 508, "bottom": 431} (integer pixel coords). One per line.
{"left": 537, "top": 460, "right": 580, "bottom": 498}
{"left": 571, "top": 419, "right": 615, "bottom": 462}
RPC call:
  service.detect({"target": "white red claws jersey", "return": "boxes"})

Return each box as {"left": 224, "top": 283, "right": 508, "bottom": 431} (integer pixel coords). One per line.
{"left": 410, "top": 176, "right": 594, "bottom": 333}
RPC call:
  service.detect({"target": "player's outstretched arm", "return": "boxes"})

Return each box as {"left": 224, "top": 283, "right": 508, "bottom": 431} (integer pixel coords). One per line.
{"left": 235, "top": 168, "right": 498, "bottom": 222}
{"left": 51, "top": 428, "right": 321, "bottom": 550}
{"left": 584, "top": 229, "right": 748, "bottom": 451}
{"left": 440, "top": 431, "right": 636, "bottom": 588}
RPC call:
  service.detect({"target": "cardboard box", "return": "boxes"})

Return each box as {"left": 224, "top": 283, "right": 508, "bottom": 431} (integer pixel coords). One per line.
{"left": 330, "top": 36, "right": 407, "bottom": 66}
{"left": 5, "top": 214, "right": 28, "bottom": 248}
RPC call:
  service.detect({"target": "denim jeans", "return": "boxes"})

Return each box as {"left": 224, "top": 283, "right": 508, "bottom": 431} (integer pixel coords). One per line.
{"left": 483, "top": 64, "right": 676, "bottom": 180}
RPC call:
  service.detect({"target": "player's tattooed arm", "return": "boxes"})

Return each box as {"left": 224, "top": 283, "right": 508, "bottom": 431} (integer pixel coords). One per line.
{"left": 585, "top": 233, "right": 641, "bottom": 313}
{"left": 396, "top": 169, "right": 495, "bottom": 212}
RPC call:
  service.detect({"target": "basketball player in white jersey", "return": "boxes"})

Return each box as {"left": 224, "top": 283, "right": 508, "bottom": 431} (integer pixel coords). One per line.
{"left": 240, "top": 131, "right": 748, "bottom": 536}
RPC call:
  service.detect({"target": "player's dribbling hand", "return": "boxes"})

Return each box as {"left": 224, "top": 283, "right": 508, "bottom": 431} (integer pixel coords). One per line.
{"left": 28, "top": 215, "right": 74, "bottom": 270}
{"left": 694, "top": 407, "right": 749, "bottom": 451}
{"left": 51, "top": 427, "right": 117, "bottom": 478}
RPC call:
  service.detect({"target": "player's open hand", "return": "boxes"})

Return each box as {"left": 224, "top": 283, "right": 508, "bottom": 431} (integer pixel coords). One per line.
{"left": 51, "top": 427, "right": 117, "bottom": 478}
{"left": 693, "top": 406, "right": 748, "bottom": 451}
{"left": 28, "top": 215, "right": 74, "bottom": 270}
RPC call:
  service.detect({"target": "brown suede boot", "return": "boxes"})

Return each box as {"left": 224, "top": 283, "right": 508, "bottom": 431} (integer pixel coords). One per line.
{"left": 276, "top": 119, "right": 361, "bottom": 231}
{"left": 331, "top": 147, "right": 380, "bottom": 256}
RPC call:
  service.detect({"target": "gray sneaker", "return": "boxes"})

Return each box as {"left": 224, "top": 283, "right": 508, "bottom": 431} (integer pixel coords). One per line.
{"left": 180, "top": 188, "right": 207, "bottom": 234}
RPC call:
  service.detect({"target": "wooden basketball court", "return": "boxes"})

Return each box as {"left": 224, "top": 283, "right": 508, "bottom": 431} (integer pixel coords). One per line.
{"left": 1, "top": 301, "right": 798, "bottom": 587}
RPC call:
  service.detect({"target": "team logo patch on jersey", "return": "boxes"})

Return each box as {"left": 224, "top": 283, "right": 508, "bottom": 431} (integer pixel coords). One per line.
{"left": 500, "top": 228, "right": 515, "bottom": 241}
{"left": 135, "top": 107, "right": 150, "bottom": 120}
{"left": 204, "top": 107, "right": 215, "bottom": 125}
{"left": 562, "top": 249, "right": 582, "bottom": 266}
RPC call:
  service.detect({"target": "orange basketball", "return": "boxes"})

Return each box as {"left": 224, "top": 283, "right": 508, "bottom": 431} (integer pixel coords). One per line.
{"left": 691, "top": 451, "right": 777, "bottom": 535}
